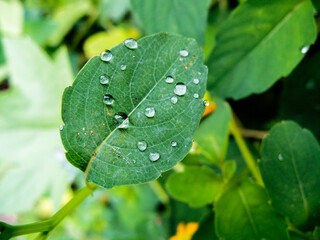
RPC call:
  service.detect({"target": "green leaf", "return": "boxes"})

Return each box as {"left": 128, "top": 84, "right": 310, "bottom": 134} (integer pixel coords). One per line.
{"left": 165, "top": 166, "right": 223, "bottom": 207}
{"left": 192, "top": 213, "right": 218, "bottom": 240}
{"left": 314, "top": 226, "right": 320, "bottom": 240}
{"left": 193, "top": 98, "right": 231, "bottom": 165}
{"left": 0, "top": 38, "right": 73, "bottom": 213}
{"left": 260, "top": 121, "right": 320, "bottom": 227}
{"left": 215, "top": 181, "right": 290, "bottom": 240}
{"left": 0, "top": 0, "right": 23, "bottom": 37}
{"left": 206, "top": 0, "right": 317, "bottom": 100}
{"left": 98, "top": 0, "right": 130, "bottom": 25}
{"left": 24, "top": 19, "right": 57, "bottom": 46}
{"left": 130, "top": 0, "right": 211, "bottom": 45}
{"left": 61, "top": 33, "right": 207, "bottom": 188}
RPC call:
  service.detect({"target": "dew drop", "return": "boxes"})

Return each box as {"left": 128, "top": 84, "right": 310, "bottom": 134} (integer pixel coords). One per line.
{"left": 278, "top": 153, "right": 284, "bottom": 161}
{"left": 100, "top": 50, "right": 112, "bottom": 62}
{"left": 194, "top": 93, "right": 199, "bottom": 99}
{"left": 137, "top": 141, "right": 147, "bottom": 151}
{"left": 165, "top": 76, "right": 174, "bottom": 83}
{"left": 114, "top": 112, "right": 129, "bottom": 129}
{"left": 103, "top": 94, "right": 114, "bottom": 105}
{"left": 203, "top": 100, "right": 209, "bottom": 106}
{"left": 59, "top": 125, "right": 64, "bottom": 131}
{"left": 300, "top": 46, "right": 309, "bottom": 54}
{"left": 145, "top": 107, "right": 155, "bottom": 118}
{"left": 120, "top": 65, "right": 126, "bottom": 71}
{"left": 171, "top": 141, "right": 177, "bottom": 147}
{"left": 193, "top": 78, "right": 199, "bottom": 84}
{"left": 174, "top": 83, "right": 187, "bottom": 96}
{"left": 179, "top": 50, "right": 189, "bottom": 57}
{"left": 149, "top": 152, "right": 160, "bottom": 162}
{"left": 100, "top": 75, "right": 110, "bottom": 85}
{"left": 171, "top": 96, "right": 178, "bottom": 104}
{"left": 124, "top": 38, "right": 138, "bottom": 49}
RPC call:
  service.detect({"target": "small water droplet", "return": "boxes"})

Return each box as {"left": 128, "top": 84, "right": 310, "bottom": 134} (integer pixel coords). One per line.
{"left": 103, "top": 94, "right": 114, "bottom": 105}
{"left": 149, "top": 152, "right": 160, "bottom": 162}
{"left": 100, "top": 50, "right": 112, "bottom": 62}
{"left": 174, "top": 83, "right": 187, "bottom": 96}
{"left": 193, "top": 78, "right": 199, "bottom": 84}
{"left": 171, "top": 96, "right": 178, "bottom": 104}
{"left": 59, "top": 125, "right": 64, "bottom": 130}
{"left": 203, "top": 100, "right": 209, "bottom": 106}
{"left": 145, "top": 107, "right": 155, "bottom": 118}
{"left": 179, "top": 50, "right": 189, "bottom": 57}
{"left": 171, "top": 141, "right": 177, "bottom": 147}
{"left": 165, "top": 76, "right": 174, "bottom": 83}
{"left": 194, "top": 93, "right": 199, "bottom": 99}
{"left": 278, "top": 153, "right": 284, "bottom": 161}
{"left": 124, "top": 38, "right": 138, "bottom": 49}
{"left": 100, "top": 75, "right": 110, "bottom": 85}
{"left": 137, "top": 141, "right": 147, "bottom": 151}
{"left": 120, "top": 65, "right": 126, "bottom": 71}
{"left": 301, "top": 46, "right": 309, "bottom": 54}
{"left": 114, "top": 112, "right": 129, "bottom": 129}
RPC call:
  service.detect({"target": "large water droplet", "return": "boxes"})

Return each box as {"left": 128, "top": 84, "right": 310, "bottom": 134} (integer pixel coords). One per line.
{"left": 278, "top": 153, "right": 284, "bottom": 161}
{"left": 165, "top": 76, "right": 174, "bottom": 83}
{"left": 124, "top": 38, "right": 138, "bottom": 49}
{"left": 137, "top": 141, "right": 147, "bottom": 151}
{"left": 145, "top": 107, "right": 155, "bottom": 118}
{"left": 300, "top": 46, "right": 309, "bottom": 54}
{"left": 171, "top": 96, "right": 178, "bottom": 104}
{"left": 120, "top": 65, "right": 126, "bottom": 71}
{"left": 59, "top": 125, "right": 64, "bottom": 131}
{"left": 193, "top": 93, "right": 199, "bottom": 99}
{"left": 174, "top": 83, "right": 187, "bottom": 96}
{"left": 103, "top": 94, "right": 114, "bottom": 105}
{"left": 179, "top": 50, "right": 189, "bottom": 57}
{"left": 100, "top": 50, "right": 112, "bottom": 62}
{"left": 171, "top": 141, "right": 177, "bottom": 147}
{"left": 149, "top": 152, "right": 160, "bottom": 162}
{"left": 193, "top": 78, "right": 199, "bottom": 84}
{"left": 100, "top": 75, "right": 110, "bottom": 85}
{"left": 114, "top": 112, "right": 129, "bottom": 129}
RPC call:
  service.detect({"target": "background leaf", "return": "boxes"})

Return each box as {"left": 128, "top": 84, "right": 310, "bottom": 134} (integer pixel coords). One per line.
{"left": 206, "top": 0, "right": 317, "bottom": 100}
{"left": 165, "top": 166, "right": 223, "bottom": 207}
{"left": 215, "top": 181, "right": 290, "bottom": 240}
{"left": 130, "top": 0, "right": 211, "bottom": 45}
{"left": 260, "top": 121, "right": 320, "bottom": 227}
{"left": 61, "top": 33, "right": 207, "bottom": 188}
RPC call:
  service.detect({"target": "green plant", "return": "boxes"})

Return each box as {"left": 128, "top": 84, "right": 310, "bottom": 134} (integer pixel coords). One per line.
{"left": 0, "top": 0, "right": 320, "bottom": 239}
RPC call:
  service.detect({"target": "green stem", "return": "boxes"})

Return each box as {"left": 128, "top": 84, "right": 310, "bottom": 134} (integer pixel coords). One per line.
{"left": 0, "top": 184, "right": 99, "bottom": 240}
{"left": 229, "top": 115, "right": 264, "bottom": 186}
{"left": 149, "top": 180, "right": 169, "bottom": 204}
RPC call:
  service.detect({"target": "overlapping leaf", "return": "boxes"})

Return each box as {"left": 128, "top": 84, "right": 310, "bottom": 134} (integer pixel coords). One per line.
{"left": 61, "top": 33, "right": 207, "bottom": 188}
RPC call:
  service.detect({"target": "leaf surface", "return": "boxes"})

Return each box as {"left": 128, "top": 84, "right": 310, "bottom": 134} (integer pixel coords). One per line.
{"left": 61, "top": 33, "right": 207, "bottom": 188}
{"left": 215, "top": 181, "right": 290, "bottom": 240}
{"left": 130, "top": 0, "right": 211, "bottom": 45}
{"left": 206, "top": 0, "right": 317, "bottom": 100}
{"left": 260, "top": 121, "right": 320, "bottom": 226}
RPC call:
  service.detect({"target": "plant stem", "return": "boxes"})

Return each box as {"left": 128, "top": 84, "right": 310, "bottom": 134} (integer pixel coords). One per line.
{"left": 149, "top": 180, "right": 169, "bottom": 204}
{"left": 229, "top": 115, "right": 264, "bottom": 186}
{"left": 0, "top": 184, "right": 98, "bottom": 240}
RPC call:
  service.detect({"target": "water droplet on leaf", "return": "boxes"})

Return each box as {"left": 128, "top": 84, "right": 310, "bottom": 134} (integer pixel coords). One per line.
{"left": 171, "top": 141, "right": 177, "bottom": 147}
{"left": 124, "top": 38, "right": 138, "bottom": 49}
{"left": 194, "top": 93, "right": 199, "bottom": 99}
{"left": 137, "top": 141, "right": 147, "bottom": 151}
{"left": 165, "top": 76, "right": 174, "bottom": 83}
{"left": 100, "top": 75, "right": 110, "bottom": 85}
{"left": 171, "top": 96, "right": 178, "bottom": 104}
{"left": 120, "top": 65, "right": 126, "bottom": 70}
{"left": 300, "top": 46, "right": 309, "bottom": 54}
{"left": 193, "top": 78, "right": 199, "bottom": 84}
{"left": 59, "top": 125, "right": 64, "bottom": 131}
{"left": 114, "top": 112, "right": 129, "bottom": 129}
{"left": 145, "top": 107, "right": 155, "bottom": 118}
{"left": 179, "top": 50, "right": 189, "bottom": 57}
{"left": 174, "top": 83, "right": 187, "bottom": 96}
{"left": 103, "top": 94, "right": 114, "bottom": 105}
{"left": 100, "top": 50, "right": 112, "bottom": 62}
{"left": 149, "top": 152, "right": 160, "bottom": 162}
{"left": 203, "top": 100, "right": 209, "bottom": 106}
{"left": 278, "top": 153, "right": 284, "bottom": 161}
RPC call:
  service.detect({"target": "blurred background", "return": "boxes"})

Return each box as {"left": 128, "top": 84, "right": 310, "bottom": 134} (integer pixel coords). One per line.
{"left": 0, "top": 0, "right": 319, "bottom": 239}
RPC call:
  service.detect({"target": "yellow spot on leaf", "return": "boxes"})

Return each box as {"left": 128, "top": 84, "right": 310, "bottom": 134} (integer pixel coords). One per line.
{"left": 169, "top": 222, "right": 199, "bottom": 240}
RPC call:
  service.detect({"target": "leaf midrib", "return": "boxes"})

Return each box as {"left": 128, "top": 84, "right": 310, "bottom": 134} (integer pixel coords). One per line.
{"left": 84, "top": 37, "right": 192, "bottom": 178}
